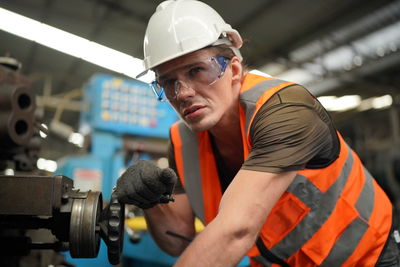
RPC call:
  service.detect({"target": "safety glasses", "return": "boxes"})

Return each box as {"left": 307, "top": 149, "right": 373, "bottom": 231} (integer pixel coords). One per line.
{"left": 150, "top": 56, "right": 230, "bottom": 101}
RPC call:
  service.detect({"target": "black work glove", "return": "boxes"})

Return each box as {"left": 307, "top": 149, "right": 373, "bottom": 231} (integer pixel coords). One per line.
{"left": 114, "top": 160, "right": 177, "bottom": 209}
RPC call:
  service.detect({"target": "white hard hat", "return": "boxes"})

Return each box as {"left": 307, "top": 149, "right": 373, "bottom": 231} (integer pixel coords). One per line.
{"left": 138, "top": 0, "right": 243, "bottom": 77}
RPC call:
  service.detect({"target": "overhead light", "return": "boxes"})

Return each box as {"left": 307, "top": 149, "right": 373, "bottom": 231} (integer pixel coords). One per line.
{"left": 37, "top": 158, "right": 58, "bottom": 173}
{"left": 318, "top": 95, "right": 361, "bottom": 112}
{"left": 357, "top": 94, "right": 393, "bottom": 111}
{"left": 371, "top": 95, "right": 393, "bottom": 109}
{"left": 49, "top": 121, "right": 84, "bottom": 147}
{"left": 39, "top": 123, "right": 48, "bottom": 138}
{"left": 318, "top": 94, "right": 393, "bottom": 113}
{"left": 4, "top": 168, "right": 15, "bottom": 176}
{"left": 68, "top": 132, "right": 84, "bottom": 148}
{"left": 275, "top": 68, "right": 316, "bottom": 85}
{"left": 0, "top": 7, "right": 155, "bottom": 83}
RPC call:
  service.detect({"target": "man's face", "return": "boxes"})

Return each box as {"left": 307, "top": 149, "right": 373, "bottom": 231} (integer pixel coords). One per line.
{"left": 155, "top": 49, "right": 238, "bottom": 132}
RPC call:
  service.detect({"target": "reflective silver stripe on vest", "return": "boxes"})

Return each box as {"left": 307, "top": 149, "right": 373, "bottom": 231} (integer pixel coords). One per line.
{"left": 239, "top": 79, "right": 289, "bottom": 133}
{"left": 356, "top": 168, "right": 375, "bottom": 221}
{"left": 319, "top": 167, "right": 375, "bottom": 266}
{"left": 177, "top": 122, "right": 206, "bottom": 223}
{"left": 268, "top": 146, "right": 375, "bottom": 263}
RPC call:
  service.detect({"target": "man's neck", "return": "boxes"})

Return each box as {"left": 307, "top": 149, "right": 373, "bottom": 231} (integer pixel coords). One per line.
{"left": 209, "top": 112, "right": 244, "bottom": 178}
{"left": 209, "top": 103, "right": 242, "bottom": 148}
{"left": 210, "top": 121, "right": 241, "bottom": 147}
{"left": 209, "top": 84, "right": 242, "bottom": 146}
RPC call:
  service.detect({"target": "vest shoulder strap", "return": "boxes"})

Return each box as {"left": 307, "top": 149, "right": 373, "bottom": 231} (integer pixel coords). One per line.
{"left": 239, "top": 77, "right": 296, "bottom": 135}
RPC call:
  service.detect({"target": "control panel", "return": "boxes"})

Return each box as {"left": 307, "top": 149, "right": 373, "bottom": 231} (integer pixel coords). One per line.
{"left": 81, "top": 74, "right": 178, "bottom": 138}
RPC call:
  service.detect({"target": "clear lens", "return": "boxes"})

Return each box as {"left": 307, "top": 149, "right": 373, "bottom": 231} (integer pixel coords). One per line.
{"left": 152, "top": 56, "right": 229, "bottom": 101}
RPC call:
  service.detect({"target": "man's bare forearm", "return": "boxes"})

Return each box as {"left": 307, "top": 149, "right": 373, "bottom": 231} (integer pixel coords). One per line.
{"left": 144, "top": 194, "right": 195, "bottom": 256}
{"left": 174, "top": 170, "right": 297, "bottom": 266}
{"left": 174, "top": 213, "right": 256, "bottom": 266}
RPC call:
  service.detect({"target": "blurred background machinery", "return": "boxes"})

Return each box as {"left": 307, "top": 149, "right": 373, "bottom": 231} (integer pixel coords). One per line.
{"left": 0, "top": 56, "right": 40, "bottom": 172}
{"left": 0, "top": 174, "right": 125, "bottom": 267}
{"left": 0, "top": 58, "right": 125, "bottom": 267}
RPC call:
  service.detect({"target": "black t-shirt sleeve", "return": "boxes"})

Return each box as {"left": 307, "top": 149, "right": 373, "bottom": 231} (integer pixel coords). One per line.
{"left": 241, "top": 85, "right": 339, "bottom": 173}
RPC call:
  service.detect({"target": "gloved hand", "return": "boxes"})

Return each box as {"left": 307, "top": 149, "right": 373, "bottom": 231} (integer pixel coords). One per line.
{"left": 114, "top": 160, "right": 177, "bottom": 209}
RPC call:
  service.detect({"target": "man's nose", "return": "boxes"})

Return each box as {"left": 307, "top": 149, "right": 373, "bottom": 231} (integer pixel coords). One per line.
{"left": 176, "top": 80, "right": 195, "bottom": 99}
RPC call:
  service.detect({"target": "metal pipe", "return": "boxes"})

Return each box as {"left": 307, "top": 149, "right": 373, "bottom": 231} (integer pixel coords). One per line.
{"left": 307, "top": 50, "right": 400, "bottom": 95}
{"left": 290, "top": 1, "right": 400, "bottom": 63}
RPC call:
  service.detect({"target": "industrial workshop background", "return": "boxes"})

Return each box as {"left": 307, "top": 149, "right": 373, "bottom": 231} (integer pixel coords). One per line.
{"left": 1, "top": 0, "right": 400, "bottom": 266}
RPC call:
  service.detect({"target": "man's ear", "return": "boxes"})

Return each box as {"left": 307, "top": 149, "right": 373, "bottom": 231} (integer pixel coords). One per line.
{"left": 230, "top": 56, "right": 243, "bottom": 84}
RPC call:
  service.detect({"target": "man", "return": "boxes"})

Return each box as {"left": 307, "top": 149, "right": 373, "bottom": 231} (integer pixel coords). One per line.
{"left": 115, "top": 0, "right": 399, "bottom": 266}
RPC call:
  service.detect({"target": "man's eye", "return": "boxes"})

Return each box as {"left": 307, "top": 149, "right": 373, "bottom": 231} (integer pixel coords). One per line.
{"left": 188, "top": 67, "right": 204, "bottom": 76}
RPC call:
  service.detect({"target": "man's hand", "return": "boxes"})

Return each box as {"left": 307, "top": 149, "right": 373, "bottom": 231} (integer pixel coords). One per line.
{"left": 114, "top": 160, "right": 177, "bottom": 209}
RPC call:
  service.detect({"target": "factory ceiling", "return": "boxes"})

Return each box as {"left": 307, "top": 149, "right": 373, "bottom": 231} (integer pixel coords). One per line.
{"left": 0, "top": 0, "right": 400, "bottom": 161}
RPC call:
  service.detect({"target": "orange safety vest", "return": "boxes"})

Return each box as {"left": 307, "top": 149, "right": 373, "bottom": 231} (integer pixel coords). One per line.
{"left": 170, "top": 72, "right": 393, "bottom": 266}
